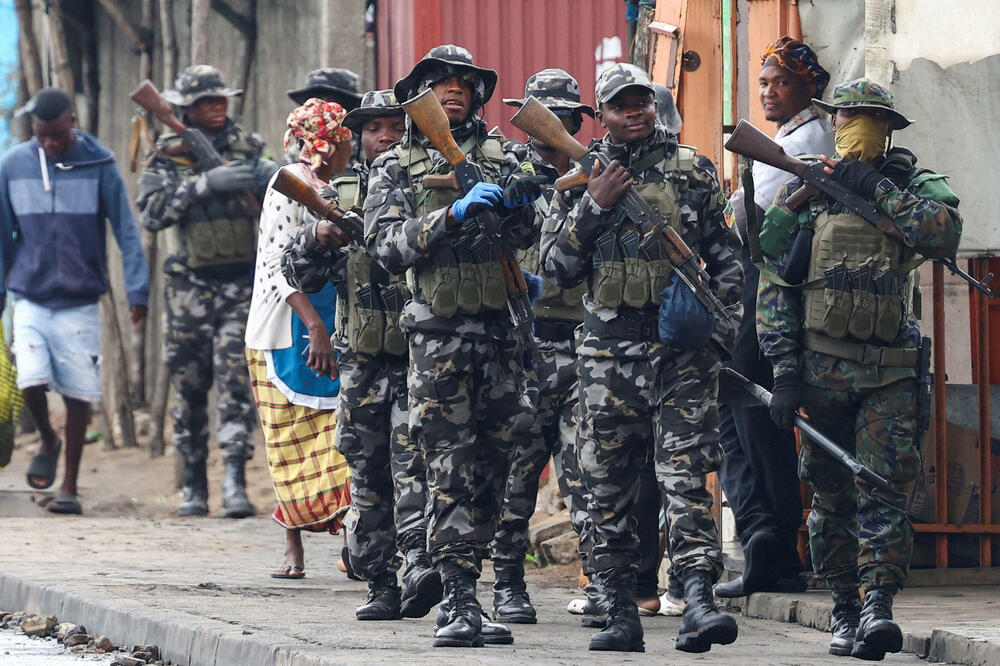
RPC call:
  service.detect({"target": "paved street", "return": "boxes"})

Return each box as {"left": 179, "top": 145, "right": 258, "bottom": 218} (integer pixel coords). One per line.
{"left": 0, "top": 506, "right": 933, "bottom": 665}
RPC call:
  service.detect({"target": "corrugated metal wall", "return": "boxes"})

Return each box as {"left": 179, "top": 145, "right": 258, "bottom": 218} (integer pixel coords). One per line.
{"left": 377, "top": 0, "right": 629, "bottom": 144}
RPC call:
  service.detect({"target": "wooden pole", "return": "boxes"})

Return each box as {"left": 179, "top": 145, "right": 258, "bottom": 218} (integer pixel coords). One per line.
{"left": 160, "top": 0, "right": 178, "bottom": 85}
{"left": 932, "top": 262, "right": 948, "bottom": 567}
{"left": 231, "top": 0, "right": 257, "bottom": 120}
{"left": 190, "top": 0, "right": 211, "bottom": 65}
{"left": 45, "top": 0, "right": 75, "bottom": 97}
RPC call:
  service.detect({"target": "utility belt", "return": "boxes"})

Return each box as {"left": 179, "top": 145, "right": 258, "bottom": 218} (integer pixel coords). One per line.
{"left": 583, "top": 307, "right": 659, "bottom": 342}
{"left": 802, "top": 331, "right": 918, "bottom": 367}
{"left": 409, "top": 237, "right": 507, "bottom": 318}
{"left": 533, "top": 318, "right": 579, "bottom": 342}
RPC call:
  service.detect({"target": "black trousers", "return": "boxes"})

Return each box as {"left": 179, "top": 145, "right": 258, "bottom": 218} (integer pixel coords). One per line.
{"left": 717, "top": 250, "right": 802, "bottom": 571}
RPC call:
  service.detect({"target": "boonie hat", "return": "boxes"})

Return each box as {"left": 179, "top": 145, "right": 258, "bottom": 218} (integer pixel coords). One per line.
{"left": 163, "top": 65, "right": 242, "bottom": 107}
{"left": 503, "top": 68, "right": 595, "bottom": 117}
{"left": 287, "top": 68, "right": 362, "bottom": 110}
{"left": 342, "top": 89, "right": 404, "bottom": 133}
{"left": 812, "top": 78, "right": 913, "bottom": 130}
{"left": 393, "top": 44, "right": 498, "bottom": 105}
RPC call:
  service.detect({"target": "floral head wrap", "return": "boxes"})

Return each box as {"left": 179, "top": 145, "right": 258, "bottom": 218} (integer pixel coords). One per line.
{"left": 283, "top": 98, "right": 353, "bottom": 171}
{"left": 761, "top": 36, "right": 831, "bottom": 98}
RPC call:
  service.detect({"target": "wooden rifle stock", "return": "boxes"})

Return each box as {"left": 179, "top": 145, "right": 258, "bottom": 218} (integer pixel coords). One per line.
{"left": 271, "top": 169, "right": 362, "bottom": 243}
{"left": 724, "top": 120, "right": 808, "bottom": 179}
{"left": 510, "top": 97, "right": 590, "bottom": 162}
{"left": 129, "top": 79, "right": 187, "bottom": 135}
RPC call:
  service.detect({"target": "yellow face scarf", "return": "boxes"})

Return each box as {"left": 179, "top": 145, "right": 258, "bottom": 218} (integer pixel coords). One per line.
{"left": 834, "top": 114, "right": 887, "bottom": 162}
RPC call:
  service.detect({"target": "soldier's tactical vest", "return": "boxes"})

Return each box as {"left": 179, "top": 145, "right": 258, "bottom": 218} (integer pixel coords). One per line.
{"left": 589, "top": 145, "right": 696, "bottom": 310}
{"left": 518, "top": 241, "right": 585, "bottom": 322}
{"left": 160, "top": 128, "right": 260, "bottom": 269}
{"left": 802, "top": 210, "right": 907, "bottom": 345}
{"left": 332, "top": 174, "right": 409, "bottom": 357}
{"left": 397, "top": 136, "right": 507, "bottom": 318}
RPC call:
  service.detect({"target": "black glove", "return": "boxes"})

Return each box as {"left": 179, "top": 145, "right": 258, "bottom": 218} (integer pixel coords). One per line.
{"left": 769, "top": 374, "right": 802, "bottom": 430}
{"left": 199, "top": 163, "right": 257, "bottom": 194}
{"left": 501, "top": 174, "right": 547, "bottom": 209}
{"left": 830, "top": 158, "right": 889, "bottom": 199}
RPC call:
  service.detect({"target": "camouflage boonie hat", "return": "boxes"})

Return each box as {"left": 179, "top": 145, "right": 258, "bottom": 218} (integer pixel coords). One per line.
{"left": 502, "top": 68, "right": 595, "bottom": 118}
{"left": 393, "top": 44, "right": 498, "bottom": 104}
{"left": 812, "top": 78, "right": 913, "bottom": 130}
{"left": 342, "top": 89, "right": 404, "bottom": 133}
{"left": 595, "top": 63, "right": 655, "bottom": 105}
{"left": 163, "top": 65, "right": 242, "bottom": 107}
{"left": 287, "top": 68, "right": 362, "bottom": 109}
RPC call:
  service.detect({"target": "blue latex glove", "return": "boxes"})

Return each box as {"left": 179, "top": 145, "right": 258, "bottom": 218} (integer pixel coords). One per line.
{"left": 522, "top": 269, "right": 544, "bottom": 303}
{"left": 451, "top": 182, "right": 503, "bottom": 224}
{"left": 657, "top": 280, "right": 714, "bottom": 350}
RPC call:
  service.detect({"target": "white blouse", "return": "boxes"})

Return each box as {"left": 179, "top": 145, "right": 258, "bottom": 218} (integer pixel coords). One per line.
{"left": 244, "top": 163, "right": 322, "bottom": 351}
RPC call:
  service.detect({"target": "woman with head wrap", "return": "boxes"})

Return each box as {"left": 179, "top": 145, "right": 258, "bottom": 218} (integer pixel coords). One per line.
{"left": 245, "top": 98, "right": 354, "bottom": 579}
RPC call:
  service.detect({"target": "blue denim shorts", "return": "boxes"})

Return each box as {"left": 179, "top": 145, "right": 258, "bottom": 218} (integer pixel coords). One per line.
{"left": 12, "top": 299, "right": 102, "bottom": 403}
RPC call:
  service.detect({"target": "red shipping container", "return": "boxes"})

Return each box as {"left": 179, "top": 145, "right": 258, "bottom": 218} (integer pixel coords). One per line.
{"left": 377, "top": 0, "right": 629, "bottom": 145}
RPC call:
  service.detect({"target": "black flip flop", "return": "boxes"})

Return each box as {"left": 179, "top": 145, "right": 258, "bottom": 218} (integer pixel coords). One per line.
{"left": 46, "top": 489, "right": 82, "bottom": 515}
{"left": 271, "top": 565, "right": 305, "bottom": 579}
{"left": 26, "top": 439, "right": 62, "bottom": 490}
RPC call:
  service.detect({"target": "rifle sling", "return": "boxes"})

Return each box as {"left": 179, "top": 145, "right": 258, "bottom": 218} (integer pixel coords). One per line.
{"left": 740, "top": 162, "right": 764, "bottom": 265}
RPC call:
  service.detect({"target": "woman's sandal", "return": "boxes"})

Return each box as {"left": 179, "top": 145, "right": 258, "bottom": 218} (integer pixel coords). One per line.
{"left": 271, "top": 564, "right": 305, "bottom": 579}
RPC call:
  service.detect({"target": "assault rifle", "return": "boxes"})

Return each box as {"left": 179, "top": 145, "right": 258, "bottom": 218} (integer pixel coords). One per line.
{"left": 270, "top": 168, "right": 364, "bottom": 245}
{"left": 724, "top": 119, "right": 995, "bottom": 298}
{"left": 510, "top": 96, "right": 741, "bottom": 346}
{"left": 719, "top": 368, "right": 895, "bottom": 497}
{"left": 129, "top": 79, "right": 260, "bottom": 213}
{"left": 401, "top": 89, "right": 536, "bottom": 365}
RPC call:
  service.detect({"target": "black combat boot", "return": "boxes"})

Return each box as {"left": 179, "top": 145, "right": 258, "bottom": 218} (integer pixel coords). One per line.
{"left": 579, "top": 578, "right": 609, "bottom": 627}
{"left": 400, "top": 548, "right": 443, "bottom": 618}
{"left": 178, "top": 459, "right": 209, "bottom": 517}
{"left": 829, "top": 589, "right": 862, "bottom": 656}
{"left": 492, "top": 562, "right": 537, "bottom": 624}
{"left": 220, "top": 459, "right": 256, "bottom": 519}
{"left": 851, "top": 587, "right": 902, "bottom": 661}
{"left": 356, "top": 573, "right": 402, "bottom": 621}
{"left": 433, "top": 574, "right": 484, "bottom": 648}
{"left": 676, "top": 573, "right": 739, "bottom": 653}
{"left": 437, "top": 599, "right": 513, "bottom": 644}
{"left": 589, "top": 572, "right": 644, "bottom": 652}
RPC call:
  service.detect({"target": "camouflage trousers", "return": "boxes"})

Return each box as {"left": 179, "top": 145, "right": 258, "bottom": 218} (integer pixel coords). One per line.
{"left": 408, "top": 330, "right": 533, "bottom": 578}
{"left": 164, "top": 269, "right": 255, "bottom": 464}
{"left": 800, "top": 376, "right": 919, "bottom": 594}
{"left": 491, "top": 337, "right": 591, "bottom": 565}
{"left": 577, "top": 330, "right": 724, "bottom": 581}
{"left": 336, "top": 347, "right": 413, "bottom": 580}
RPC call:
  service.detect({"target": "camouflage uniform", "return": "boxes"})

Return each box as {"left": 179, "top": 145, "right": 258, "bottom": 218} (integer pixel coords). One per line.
{"left": 365, "top": 46, "right": 536, "bottom": 582}
{"left": 493, "top": 70, "right": 595, "bottom": 568}
{"left": 281, "top": 90, "right": 420, "bottom": 582}
{"left": 757, "top": 80, "right": 963, "bottom": 596}
{"left": 136, "top": 66, "right": 275, "bottom": 471}
{"left": 541, "top": 67, "right": 743, "bottom": 587}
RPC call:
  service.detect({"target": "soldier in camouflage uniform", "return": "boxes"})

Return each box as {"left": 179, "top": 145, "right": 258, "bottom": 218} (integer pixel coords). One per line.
{"left": 490, "top": 68, "right": 594, "bottom": 625}
{"left": 757, "top": 79, "right": 962, "bottom": 661}
{"left": 541, "top": 63, "right": 743, "bottom": 653}
{"left": 365, "top": 45, "right": 540, "bottom": 648}
{"left": 137, "top": 65, "right": 278, "bottom": 519}
{"left": 281, "top": 90, "right": 419, "bottom": 621}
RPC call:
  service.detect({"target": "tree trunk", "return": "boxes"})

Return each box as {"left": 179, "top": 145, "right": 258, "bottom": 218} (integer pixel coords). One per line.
{"left": 160, "top": 0, "right": 178, "bottom": 86}
{"left": 14, "top": 0, "right": 43, "bottom": 96}
{"left": 231, "top": 0, "right": 257, "bottom": 120}
{"left": 45, "top": 0, "right": 75, "bottom": 97}
{"left": 190, "top": 0, "right": 211, "bottom": 65}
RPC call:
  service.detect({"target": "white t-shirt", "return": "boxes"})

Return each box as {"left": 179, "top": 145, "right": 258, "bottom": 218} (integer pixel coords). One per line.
{"left": 750, "top": 106, "right": 836, "bottom": 210}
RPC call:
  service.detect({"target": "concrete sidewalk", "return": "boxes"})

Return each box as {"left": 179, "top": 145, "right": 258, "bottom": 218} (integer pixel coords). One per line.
{"left": 728, "top": 585, "right": 1000, "bottom": 666}
{"left": 0, "top": 509, "right": 928, "bottom": 666}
